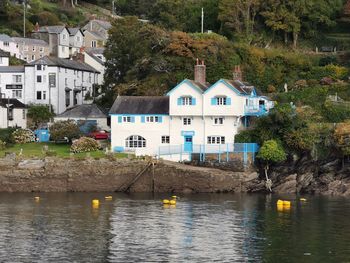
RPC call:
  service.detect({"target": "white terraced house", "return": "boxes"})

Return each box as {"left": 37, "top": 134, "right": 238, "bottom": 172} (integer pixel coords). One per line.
{"left": 109, "top": 62, "right": 274, "bottom": 162}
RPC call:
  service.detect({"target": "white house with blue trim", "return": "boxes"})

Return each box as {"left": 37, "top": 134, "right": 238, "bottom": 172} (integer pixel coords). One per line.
{"left": 109, "top": 62, "right": 273, "bottom": 161}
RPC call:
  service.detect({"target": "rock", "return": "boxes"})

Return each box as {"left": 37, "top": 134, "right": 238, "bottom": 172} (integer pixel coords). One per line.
{"left": 273, "top": 174, "right": 297, "bottom": 193}
{"left": 297, "top": 172, "right": 314, "bottom": 192}
{"left": 243, "top": 172, "right": 258, "bottom": 182}
{"left": 18, "top": 159, "right": 45, "bottom": 170}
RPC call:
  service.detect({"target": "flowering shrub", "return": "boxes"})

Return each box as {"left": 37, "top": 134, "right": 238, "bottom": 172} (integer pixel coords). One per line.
{"left": 12, "top": 129, "right": 35, "bottom": 144}
{"left": 0, "top": 140, "right": 6, "bottom": 150}
{"left": 70, "top": 137, "right": 101, "bottom": 153}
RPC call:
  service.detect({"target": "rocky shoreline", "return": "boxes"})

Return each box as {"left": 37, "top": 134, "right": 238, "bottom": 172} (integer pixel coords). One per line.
{"left": 0, "top": 155, "right": 349, "bottom": 195}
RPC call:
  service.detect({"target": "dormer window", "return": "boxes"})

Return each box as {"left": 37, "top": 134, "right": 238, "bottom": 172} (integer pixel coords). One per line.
{"left": 217, "top": 96, "right": 226, "bottom": 105}
{"left": 177, "top": 96, "right": 196, "bottom": 106}
{"left": 211, "top": 96, "right": 231, "bottom": 106}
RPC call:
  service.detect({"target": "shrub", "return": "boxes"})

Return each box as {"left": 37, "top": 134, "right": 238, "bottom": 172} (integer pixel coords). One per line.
{"left": 70, "top": 137, "right": 101, "bottom": 153}
{"left": 267, "top": 85, "right": 276, "bottom": 93}
{"left": 0, "top": 128, "right": 16, "bottom": 144}
{"left": 29, "top": 11, "right": 60, "bottom": 26}
{"left": 12, "top": 129, "right": 35, "bottom": 144}
{"left": 0, "top": 140, "right": 6, "bottom": 150}
{"left": 50, "top": 120, "right": 81, "bottom": 142}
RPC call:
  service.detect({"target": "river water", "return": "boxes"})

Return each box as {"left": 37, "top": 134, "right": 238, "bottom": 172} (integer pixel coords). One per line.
{"left": 0, "top": 193, "right": 349, "bottom": 262}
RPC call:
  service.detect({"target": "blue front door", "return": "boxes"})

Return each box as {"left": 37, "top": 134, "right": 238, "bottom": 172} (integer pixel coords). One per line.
{"left": 184, "top": 136, "right": 193, "bottom": 152}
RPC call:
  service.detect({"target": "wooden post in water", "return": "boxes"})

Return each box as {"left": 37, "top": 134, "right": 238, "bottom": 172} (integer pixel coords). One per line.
{"left": 152, "top": 160, "right": 155, "bottom": 193}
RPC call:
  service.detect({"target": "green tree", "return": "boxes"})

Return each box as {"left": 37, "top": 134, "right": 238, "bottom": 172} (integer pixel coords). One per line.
{"left": 50, "top": 120, "right": 80, "bottom": 143}
{"left": 257, "top": 140, "right": 287, "bottom": 191}
{"left": 27, "top": 105, "right": 54, "bottom": 129}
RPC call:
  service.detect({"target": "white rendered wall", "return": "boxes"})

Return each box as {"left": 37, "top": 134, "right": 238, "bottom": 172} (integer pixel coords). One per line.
{"left": 0, "top": 57, "right": 9, "bottom": 66}
{"left": 110, "top": 115, "right": 170, "bottom": 157}
{"left": 203, "top": 82, "right": 246, "bottom": 116}
{"left": 0, "top": 107, "right": 27, "bottom": 128}
{"left": 84, "top": 53, "right": 104, "bottom": 85}
{"left": 0, "top": 71, "right": 25, "bottom": 102}
{"left": 169, "top": 81, "right": 203, "bottom": 116}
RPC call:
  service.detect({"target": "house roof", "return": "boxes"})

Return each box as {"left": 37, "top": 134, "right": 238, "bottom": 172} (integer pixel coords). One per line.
{"left": 0, "top": 66, "right": 24, "bottom": 73}
{"left": 27, "top": 56, "right": 99, "bottom": 73}
{"left": 83, "top": 30, "right": 105, "bottom": 40}
{"left": 36, "top": 26, "right": 66, "bottom": 34}
{"left": 223, "top": 79, "right": 261, "bottom": 96}
{"left": 85, "top": 47, "right": 105, "bottom": 65}
{"left": 12, "top": 37, "right": 48, "bottom": 46}
{"left": 109, "top": 96, "right": 169, "bottom": 115}
{"left": 187, "top": 79, "right": 211, "bottom": 92}
{"left": 0, "top": 34, "right": 14, "bottom": 42}
{"left": 67, "top": 27, "right": 83, "bottom": 36}
{"left": 56, "top": 104, "right": 107, "bottom": 118}
{"left": 0, "top": 98, "right": 27, "bottom": 108}
{"left": 0, "top": 49, "right": 10, "bottom": 57}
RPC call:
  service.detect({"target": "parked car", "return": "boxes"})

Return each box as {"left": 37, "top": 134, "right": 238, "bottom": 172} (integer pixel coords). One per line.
{"left": 88, "top": 130, "right": 110, "bottom": 140}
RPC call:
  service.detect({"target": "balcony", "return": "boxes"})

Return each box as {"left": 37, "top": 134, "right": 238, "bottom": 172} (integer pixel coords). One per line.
{"left": 244, "top": 105, "right": 268, "bottom": 117}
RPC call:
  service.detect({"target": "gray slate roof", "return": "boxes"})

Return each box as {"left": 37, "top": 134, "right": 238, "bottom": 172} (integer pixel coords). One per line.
{"left": 37, "top": 26, "right": 66, "bottom": 34}
{"left": 95, "top": 20, "right": 112, "bottom": 30}
{"left": 83, "top": 30, "right": 105, "bottom": 40}
{"left": 85, "top": 47, "right": 105, "bottom": 65}
{"left": 0, "top": 34, "right": 14, "bottom": 42}
{"left": 56, "top": 104, "right": 107, "bottom": 118}
{"left": 0, "top": 98, "right": 26, "bottom": 108}
{"left": 12, "top": 37, "right": 48, "bottom": 46}
{"left": 110, "top": 96, "right": 169, "bottom": 115}
{"left": 0, "top": 66, "right": 24, "bottom": 73}
{"left": 28, "top": 56, "right": 99, "bottom": 73}
{"left": 67, "top": 27, "right": 83, "bottom": 36}
{"left": 187, "top": 79, "right": 211, "bottom": 92}
{"left": 224, "top": 79, "right": 261, "bottom": 95}
{"left": 0, "top": 49, "right": 10, "bottom": 57}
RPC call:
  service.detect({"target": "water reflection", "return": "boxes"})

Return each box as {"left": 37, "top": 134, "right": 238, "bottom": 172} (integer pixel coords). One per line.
{"left": 0, "top": 193, "right": 349, "bottom": 262}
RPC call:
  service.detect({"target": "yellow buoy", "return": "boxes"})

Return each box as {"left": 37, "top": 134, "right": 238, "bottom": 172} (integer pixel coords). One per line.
{"left": 300, "top": 198, "right": 307, "bottom": 202}
{"left": 277, "top": 199, "right": 284, "bottom": 206}
{"left": 171, "top": 195, "right": 178, "bottom": 199}
{"left": 169, "top": 199, "right": 176, "bottom": 205}
{"left": 34, "top": 196, "right": 40, "bottom": 201}
{"left": 163, "top": 199, "right": 170, "bottom": 204}
{"left": 283, "top": 200, "right": 291, "bottom": 206}
{"left": 105, "top": 196, "right": 113, "bottom": 200}
{"left": 92, "top": 199, "right": 99, "bottom": 206}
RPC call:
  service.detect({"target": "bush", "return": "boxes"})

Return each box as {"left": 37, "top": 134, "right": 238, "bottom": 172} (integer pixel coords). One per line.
{"left": 50, "top": 120, "right": 81, "bottom": 142}
{"left": 0, "top": 140, "right": 6, "bottom": 150}
{"left": 29, "top": 11, "right": 61, "bottom": 26}
{"left": 70, "top": 137, "right": 101, "bottom": 153}
{"left": 0, "top": 128, "right": 16, "bottom": 144}
{"left": 12, "top": 129, "right": 35, "bottom": 144}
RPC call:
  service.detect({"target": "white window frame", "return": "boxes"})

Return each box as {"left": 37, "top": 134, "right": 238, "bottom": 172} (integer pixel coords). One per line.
{"left": 32, "top": 46, "right": 36, "bottom": 52}
{"left": 12, "top": 90, "right": 22, "bottom": 99}
{"left": 207, "top": 136, "right": 225, "bottom": 144}
{"left": 146, "top": 116, "right": 159, "bottom": 123}
{"left": 125, "top": 135, "right": 146, "bottom": 148}
{"left": 183, "top": 117, "right": 192, "bottom": 125}
{"left": 91, "top": 40, "right": 97, "bottom": 48}
{"left": 213, "top": 117, "right": 224, "bottom": 125}
{"left": 31, "top": 54, "right": 35, "bottom": 61}
{"left": 39, "top": 47, "right": 44, "bottom": 53}
{"left": 182, "top": 96, "right": 192, "bottom": 105}
{"left": 216, "top": 97, "right": 227, "bottom": 105}
{"left": 123, "top": 116, "right": 132, "bottom": 123}
{"left": 161, "top": 136, "right": 170, "bottom": 144}
{"left": 13, "top": 75, "right": 22, "bottom": 83}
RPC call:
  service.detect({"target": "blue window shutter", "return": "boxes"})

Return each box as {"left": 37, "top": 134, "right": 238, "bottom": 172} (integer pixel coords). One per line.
{"left": 177, "top": 98, "right": 182, "bottom": 105}
{"left": 192, "top": 98, "right": 196, "bottom": 105}
{"left": 158, "top": 116, "right": 163, "bottom": 123}
{"left": 131, "top": 116, "right": 135, "bottom": 123}
{"left": 211, "top": 98, "right": 216, "bottom": 105}
{"left": 118, "top": 116, "right": 122, "bottom": 123}
{"left": 227, "top": 98, "right": 231, "bottom": 105}
{"left": 141, "top": 116, "right": 145, "bottom": 123}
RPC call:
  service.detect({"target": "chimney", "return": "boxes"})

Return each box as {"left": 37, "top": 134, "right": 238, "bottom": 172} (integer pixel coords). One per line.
{"left": 233, "top": 65, "right": 243, "bottom": 81}
{"left": 72, "top": 52, "right": 85, "bottom": 63}
{"left": 194, "top": 59, "right": 206, "bottom": 85}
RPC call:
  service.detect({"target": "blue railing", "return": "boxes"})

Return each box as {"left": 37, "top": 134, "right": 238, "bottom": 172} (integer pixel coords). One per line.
{"left": 244, "top": 105, "right": 267, "bottom": 116}
{"left": 158, "top": 143, "right": 259, "bottom": 163}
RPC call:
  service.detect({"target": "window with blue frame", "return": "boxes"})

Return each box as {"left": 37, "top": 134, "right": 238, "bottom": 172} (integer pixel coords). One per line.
{"left": 211, "top": 96, "right": 231, "bottom": 106}
{"left": 177, "top": 96, "right": 196, "bottom": 106}
{"left": 141, "top": 116, "right": 163, "bottom": 123}
{"left": 117, "top": 116, "right": 135, "bottom": 123}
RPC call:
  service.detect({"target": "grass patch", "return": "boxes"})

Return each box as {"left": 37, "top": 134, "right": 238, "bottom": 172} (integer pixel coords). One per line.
{"left": 0, "top": 142, "right": 128, "bottom": 159}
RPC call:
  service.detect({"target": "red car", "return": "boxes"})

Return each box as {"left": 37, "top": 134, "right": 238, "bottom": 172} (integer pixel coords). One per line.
{"left": 89, "top": 130, "right": 110, "bottom": 140}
